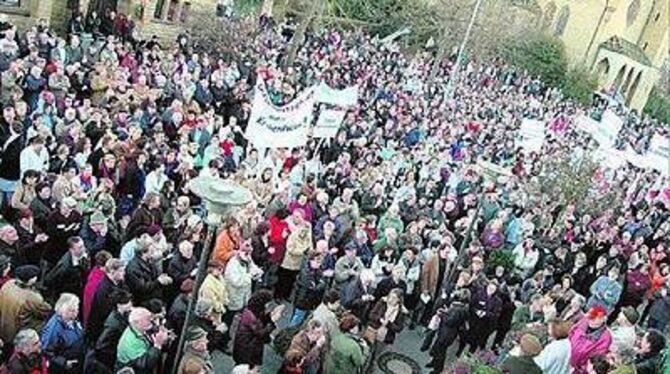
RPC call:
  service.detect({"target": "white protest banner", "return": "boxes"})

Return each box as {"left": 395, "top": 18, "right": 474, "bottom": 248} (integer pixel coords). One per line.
{"left": 645, "top": 133, "right": 670, "bottom": 175}
{"left": 593, "top": 146, "right": 626, "bottom": 169}
{"left": 313, "top": 109, "right": 346, "bottom": 138}
{"left": 245, "top": 82, "right": 316, "bottom": 149}
{"left": 315, "top": 82, "right": 359, "bottom": 107}
{"left": 517, "top": 119, "right": 545, "bottom": 152}
{"left": 575, "top": 112, "right": 623, "bottom": 147}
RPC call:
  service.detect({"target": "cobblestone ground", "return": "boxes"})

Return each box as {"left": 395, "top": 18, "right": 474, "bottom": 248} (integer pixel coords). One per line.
{"left": 211, "top": 304, "right": 439, "bottom": 373}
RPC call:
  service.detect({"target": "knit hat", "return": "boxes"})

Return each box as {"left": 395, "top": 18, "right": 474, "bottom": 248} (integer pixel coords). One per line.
{"left": 15, "top": 265, "right": 40, "bottom": 283}
{"left": 621, "top": 306, "right": 639, "bottom": 325}
{"left": 89, "top": 211, "right": 106, "bottom": 225}
{"left": 186, "top": 326, "right": 208, "bottom": 343}
{"left": 519, "top": 333, "right": 542, "bottom": 356}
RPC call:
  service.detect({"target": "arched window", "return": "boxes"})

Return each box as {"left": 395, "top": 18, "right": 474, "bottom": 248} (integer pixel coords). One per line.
{"left": 543, "top": 2, "right": 557, "bottom": 30}
{"left": 596, "top": 58, "right": 610, "bottom": 80}
{"left": 154, "top": 0, "right": 191, "bottom": 23}
{"left": 554, "top": 6, "right": 570, "bottom": 36}
{"left": 626, "top": 0, "right": 640, "bottom": 27}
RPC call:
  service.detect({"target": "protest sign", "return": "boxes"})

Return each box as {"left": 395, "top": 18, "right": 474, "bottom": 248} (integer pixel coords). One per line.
{"left": 645, "top": 133, "right": 670, "bottom": 175}
{"left": 575, "top": 111, "right": 623, "bottom": 147}
{"left": 315, "top": 82, "right": 359, "bottom": 107}
{"left": 313, "top": 109, "right": 346, "bottom": 138}
{"left": 245, "top": 82, "right": 316, "bottom": 149}
{"left": 517, "top": 119, "right": 545, "bottom": 152}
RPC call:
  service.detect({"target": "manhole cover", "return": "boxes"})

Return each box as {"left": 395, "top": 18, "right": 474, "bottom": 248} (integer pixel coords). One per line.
{"left": 377, "top": 351, "right": 422, "bottom": 374}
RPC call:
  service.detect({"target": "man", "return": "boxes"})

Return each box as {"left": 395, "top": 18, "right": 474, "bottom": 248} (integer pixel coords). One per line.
{"left": 284, "top": 320, "right": 326, "bottom": 373}
{"left": 610, "top": 306, "right": 638, "bottom": 357}
{"left": 224, "top": 241, "right": 261, "bottom": 342}
{"left": 162, "top": 196, "right": 191, "bottom": 244}
{"left": 166, "top": 240, "right": 197, "bottom": 294}
{"left": 125, "top": 192, "right": 161, "bottom": 241}
{"left": 0, "top": 224, "right": 20, "bottom": 267}
{"left": 312, "top": 289, "right": 341, "bottom": 335}
{"left": 192, "top": 298, "right": 228, "bottom": 355}
{"left": 85, "top": 289, "right": 133, "bottom": 373}
{"left": 340, "top": 269, "right": 376, "bottom": 322}
{"left": 177, "top": 327, "right": 214, "bottom": 373}
{"left": 333, "top": 245, "right": 364, "bottom": 291}
{"left": 115, "top": 307, "right": 169, "bottom": 372}
{"left": 501, "top": 333, "right": 543, "bottom": 374}
{"left": 44, "top": 197, "right": 82, "bottom": 266}
{"left": 290, "top": 252, "right": 327, "bottom": 326}
{"left": 568, "top": 306, "right": 613, "bottom": 374}
{"left": 79, "top": 211, "right": 109, "bottom": 258}
{"left": 467, "top": 279, "right": 503, "bottom": 353}
{"left": 125, "top": 242, "right": 172, "bottom": 305}
{"left": 85, "top": 258, "right": 126, "bottom": 345}
{"left": 19, "top": 135, "right": 49, "bottom": 177}
{"left": 0, "top": 265, "right": 51, "bottom": 344}
{"left": 2, "top": 328, "right": 45, "bottom": 373}
{"left": 45, "top": 236, "right": 90, "bottom": 298}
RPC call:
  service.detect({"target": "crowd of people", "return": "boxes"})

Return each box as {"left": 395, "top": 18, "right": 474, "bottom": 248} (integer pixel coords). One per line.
{"left": 0, "top": 6, "right": 667, "bottom": 374}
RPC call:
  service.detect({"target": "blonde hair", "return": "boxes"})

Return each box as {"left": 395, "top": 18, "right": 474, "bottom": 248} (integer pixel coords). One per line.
{"left": 55, "top": 293, "right": 79, "bottom": 316}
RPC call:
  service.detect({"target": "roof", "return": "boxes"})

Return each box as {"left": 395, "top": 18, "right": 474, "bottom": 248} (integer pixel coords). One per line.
{"left": 600, "top": 36, "right": 652, "bottom": 66}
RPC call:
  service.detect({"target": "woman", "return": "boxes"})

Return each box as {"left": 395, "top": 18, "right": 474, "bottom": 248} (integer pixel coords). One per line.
{"left": 288, "top": 193, "right": 314, "bottom": 224}
{"left": 282, "top": 320, "right": 327, "bottom": 374}
{"left": 232, "top": 289, "right": 284, "bottom": 368}
{"left": 212, "top": 218, "right": 241, "bottom": 265}
{"left": 251, "top": 167, "right": 274, "bottom": 207}
{"left": 534, "top": 319, "right": 572, "bottom": 374}
{"left": 587, "top": 264, "right": 623, "bottom": 314}
{"left": 10, "top": 170, "right": 40, "bottom": 215}
{"left": 41, "top": 293, "right": 85, "bottom": 374}
{"left": 365, "top": 288, "right": 407, "bottom": 364}
{"left": 269, "top": 208, "right": 291, "bottom": 267}
{"left": 277, "top": 211, "right": 312, "bottom": 301}
{"left": 82, "top": 251, "right": 113, "bottom": 325}
{"left": 324, "top": 313, "right": 369, "bottom": 374}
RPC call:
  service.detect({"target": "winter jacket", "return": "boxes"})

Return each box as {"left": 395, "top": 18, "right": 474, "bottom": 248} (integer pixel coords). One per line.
{"left": 587, "top": 275, "right": 622, "bottom": 313}
{"left": 323, "top": 332, "right": 369, "bottom": 374}
{"left": 534, "top": 338, "right": 571, "bottom": 374}
{"left": 41, "top": 314, "right": 85, "bottom": 374}
{"left": 224, "top": 256, "right": 254, "bottom": 312}
{"left": 85, "top": 275, "right": 125, "bottom": 345}
{"left": 167, "top": 252, "right": 197, "bottom": 289}
{"left": 44, "top": 252, "right": 90, "bottom": 298}
{"left": 212, "top": 228, "right": 238, "bottom": 265}
{"left": 115, "top": 326, "right": 161, "bottom": 372}
{"left": 368, "top": 300, "right": 406, "bottom": 344}
{"left": 0, "top": 132, "right": 24, "bottom": 181}
{"left": 568, "top": 318, "right": 612, "bottom": 374}
{"left": 340, "top": 278, "right": 373, "bottom": 319}
{"left": 82, "top": 266, "right": 105, "bottom": 325}
{"left": 199, "top": 273, "right": 228, "bottom": 314}
{"left": 269, "top": 216, "right": 289, "bottom": 265}
{"left": 431, "top": 301, "right": 469, "bottom": 355}
{"left": 44, "top": 210, "right": 82, "bottom": 264}
{"left": 232, "top": 308, "right": 275, "bottom": 366}
{"left": 3, "top": 351, "right": 47, "bottom": 374}
{"left": 501, "top": 355, "right": 542, "bottom": 374}
{"left": 125, "top": 256, "right": 163, "bottom": 304}
{"left": 333, "top": 256, "right": 364, "bottom": 290}
{"left": 294, "top": 263, "right": 327, "bottom": 311}
{"left": 281, "top": 226, "right": 312, "bottom": 271}
{"left": 177, "top": 346, "right": 215, "bottom": 374}
{"left": 0, "top": 280, "right": 51, "bottom": 343}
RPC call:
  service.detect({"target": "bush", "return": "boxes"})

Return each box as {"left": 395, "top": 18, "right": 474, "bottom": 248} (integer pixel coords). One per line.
{"left": 561, "top": 68, "right": 598, "bottom": 105}
{"left": 644, "top": 87, "right": 670, "bottom": 125}
{"left": 500, "top": 35, "right": 567, "bottom": 88}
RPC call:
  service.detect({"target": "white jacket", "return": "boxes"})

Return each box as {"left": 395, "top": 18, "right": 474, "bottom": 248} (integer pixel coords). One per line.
{"left": 534, "top": 338, "right": 571, "bottom": 374}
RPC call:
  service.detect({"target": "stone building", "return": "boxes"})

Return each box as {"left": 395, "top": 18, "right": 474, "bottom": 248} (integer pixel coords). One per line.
{"left": 537, "top": 0, "right": 668, "bottom": 110}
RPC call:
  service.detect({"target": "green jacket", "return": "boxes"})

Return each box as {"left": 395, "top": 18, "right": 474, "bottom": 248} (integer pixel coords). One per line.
{"left": 116, "top": 326, "right": 160, "bottom": 371}
{"left": 324, "top": 332, "right": 369, "bottom": 374}
{"left": 376, "top": 214, "right": 404, "bottom": 240}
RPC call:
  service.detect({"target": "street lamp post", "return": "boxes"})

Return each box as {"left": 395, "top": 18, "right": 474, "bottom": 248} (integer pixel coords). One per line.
{"left": 171, "top": 176, "right": 252, "bottom": 374}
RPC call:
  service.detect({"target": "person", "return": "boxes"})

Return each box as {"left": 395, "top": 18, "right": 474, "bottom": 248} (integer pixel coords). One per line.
{"left": 569, "top": 306, "right": 613, "bottom": 374}
{"left": 501, "top": 333, "right": 543, "bottom": 374}
{"left": 467, "top": 279, "right": 503, "bottom": 353}
{"left": 2, "top": 328, "right": 45, "bottom": 373}
{"left": 44, "top": 236, "right": 90, "bottom": 298}
{"left": 427, "top": 288, "right": 470, "bottom": 374}
{"left": 290, "top": 252, "right": 327, "bottom": 327}
{"left": 82, "top": 250, "right": 113, "bottom": 325}
{"left": 177, "top": 327, "right": 214, "bottom": 374}
{"left": 232, "top": 289, "right": 284, "bottom": 368}
{"left": 166, "top": 240, "right": 197, "bottom": 295}
{"left": 125, "top": 240, "right": 172, "bottom": 305}
{"left": 199, "top": 260, "right": 228, "bottom": 322}
{"left": 534, "top": 319, "right": 572, "bottom": 374}
{"left": 41, "top": 293, "right": 85, "bottom": 373}
{"left": 311, "top": 289, "right": 341, "bottom": 335}
{"left": 633, "top": 329, "right": 666, "bottom": 374}
{"left": 0, "top": 264, "right": 51, "bottom": 344}
{"left": 587, "top": 264, "right": 623, "bottom": 314}
{"left": 192, "top": 298, "right": 228, "bottom": 355}
{"left": 610, "top": 306, "right": 638, "bottom": 357}
{"left": 333, "top": 244, "right": 364, "bottom": 291}
{"left": 115, "top": 307, "right": 170, "bottom": 372}
{"left": 44, "top": 197, "right": 82, "bottom": 266}
{"left": 212, "top": 218, "right": 241, "bottom": 265}
{"left": 224, "top": 240, "right": 261, "bottom": 343}
{"left": 85, "top": 258, "right": 126, "bottom": 345}
{"left": 323, "top": 313, "right": 369, "bottom": 374}
{"left": 340, "top": 269, "right": 376, "bottom": 322}
{"left": 85, "top": 289, "right": 133, "bottom": 374}
{"left": 282, "top": 320, "right": 326, "bottom": 374}
{"left": 365, "top": 288, "right": 407, "bottom": 362}
{"left": 276, "top": 213, "right": 312, "bottom": 301}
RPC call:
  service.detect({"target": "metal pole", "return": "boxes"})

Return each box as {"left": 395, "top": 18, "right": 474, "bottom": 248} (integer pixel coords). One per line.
{"left": 443, "top": 0, "right": 484, "bottom": 100}
{"left": 171, "top": 219, "right": 221, "bottom": 374}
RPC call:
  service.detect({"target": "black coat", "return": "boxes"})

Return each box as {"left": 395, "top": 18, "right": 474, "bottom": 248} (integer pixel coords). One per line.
{"left": 232, "top": 309, "right": 275, "bottom": 366}
{"left": 44, "top": 252, "right": 90, "bottom": 298}
{"left": 166, "top": 252, "right": 196, "bottom": 289}
{"left": 4, "top": 351, "right": 43, "bottom": 374}
{"left": 85, "top": 310, "right": 128, "bottom": 374}
{"left": 0, "top": 133, "right": 24, "bottom": 181}
{"left": 250, "top": 234, "right": 269, "bottom": 270}
{"left": 125, "top": 205, "right": 158, "bottom": 241}
{"left": 44, "top": 210, "right": 82, "bottom": 264}
{"left": 470, "top": 288, "right": 502, "bottom": 325}
{"left": 193, "top": 315, "right": 228, "bottom": 353}
{"left": 431, "top": 301, "right": 469, "bottom": 355}
{"left": 85, "top": 276, "right": 125, "bottom": 344}
{"left": 125, "top": 256, "right": 163, "bottom": 304}
{"left": 294, "top": 264, "right": 327, "bottom": 311}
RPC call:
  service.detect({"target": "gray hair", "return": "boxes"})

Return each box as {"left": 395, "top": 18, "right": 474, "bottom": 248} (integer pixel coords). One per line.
{"left": 54, "top": 293, "right": 79, "bottom": 316}
{"left": 105, "top": 258, "right": 125, "bottom": 273}
{"left": 128, "top": 307, "right": 152, "bottom": 329}
{"left": 195, "top": 298, "right": 214, "bottom": 318}
{"left": 13, "top": 328, "right": 39, "bottom": 350}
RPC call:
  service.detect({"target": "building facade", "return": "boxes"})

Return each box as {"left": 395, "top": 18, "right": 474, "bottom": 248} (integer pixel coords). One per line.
{"left": 537, "top": 0, "right": 668, "bottom": 110}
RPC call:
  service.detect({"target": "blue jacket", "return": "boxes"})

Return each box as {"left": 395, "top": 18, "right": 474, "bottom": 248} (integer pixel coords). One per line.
{"left": 587, "top": 276, "right": 623, "bottom": 313}
{"left": 41, "top": 314, "right": 85, "bottom": 373}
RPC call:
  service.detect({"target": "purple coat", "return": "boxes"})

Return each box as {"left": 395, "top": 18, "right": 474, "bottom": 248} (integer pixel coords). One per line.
{"left": 568, "top": 319, "right": 612, "bottom": 374}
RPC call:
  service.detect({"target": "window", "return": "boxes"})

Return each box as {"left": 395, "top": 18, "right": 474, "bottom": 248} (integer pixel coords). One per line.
{"left": 154, "top": 0, "right": 190, "bottom": 23}
{"left": 554, "top": 6, "right": 570, "bottom": 37}
{"left": 0, "top": 0, "right": 30, "bottom": 16}
{"left": 626, "top": 0, "right": 640, "bottom": 27}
